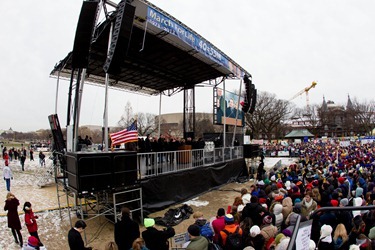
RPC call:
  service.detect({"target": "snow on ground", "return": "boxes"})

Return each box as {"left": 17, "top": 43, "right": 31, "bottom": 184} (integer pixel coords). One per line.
{"left": 0, "top": 154, "right": 72, "bottom": 249}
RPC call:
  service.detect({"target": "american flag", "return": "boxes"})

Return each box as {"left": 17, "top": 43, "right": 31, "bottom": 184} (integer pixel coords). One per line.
{"left": 110, "top": 120, "right": 138, "bottom": 146}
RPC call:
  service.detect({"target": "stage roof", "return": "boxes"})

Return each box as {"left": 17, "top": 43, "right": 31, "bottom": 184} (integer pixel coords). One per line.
{"left": 50, "top": 0, "right": 251, "bottom": 96}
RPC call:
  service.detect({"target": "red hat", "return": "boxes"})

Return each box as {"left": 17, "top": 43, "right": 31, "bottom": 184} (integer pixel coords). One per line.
{"left": 338, "top": 177, "right": 345, "bottom": 184}
{"left": 274, "top": 195, "right": 283, "bottom": 202}
{"left": 330, "top": 200, "right": 339, "bottom": 207}
{"left": 277, "top": 183, "right": 283, "bottom": 189}
{"left": 28, "top": 236, "right": 39, "bottom": 247}
{"left": 259, "top": 198, "right": 267, "bottom": 204}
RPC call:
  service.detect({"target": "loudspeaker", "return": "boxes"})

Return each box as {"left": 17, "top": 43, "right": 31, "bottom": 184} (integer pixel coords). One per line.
{"left": 66, "top": 153, "right": 113, "bottom": 192}
{"left": 243, "top": 144, "right": 260, "bottom": 158}
{"left": 72, "top": 1, "right": 99, "bottom": 68}
{"left": 103, "top": 1, "right": 136, "bottom": 74}
{"left": 48, "top": 114, "right": 66, "bottom": 152}
{"left": 113, "top": 153, "right": 138, "bottom": 187}
{"left": 249, "top": 89, "right": 257, "bottom": 114}
{"left": 65, "top": 151, "right": 138, "bottom": 193}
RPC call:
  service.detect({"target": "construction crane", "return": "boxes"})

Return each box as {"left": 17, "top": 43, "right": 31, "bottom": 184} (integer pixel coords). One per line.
{"left": 289, "top": 81, "right": 317, "bottom": 115}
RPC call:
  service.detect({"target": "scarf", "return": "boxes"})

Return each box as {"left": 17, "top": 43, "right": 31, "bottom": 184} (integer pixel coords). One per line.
{"left": 304, "top": 198, "right": 313, "bottom": 208}
{"left": 321, "top": 235, "right": 332, "bottom": 243}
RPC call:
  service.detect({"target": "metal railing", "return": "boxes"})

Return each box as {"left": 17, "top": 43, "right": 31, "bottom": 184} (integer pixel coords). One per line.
{"left": 137, "top": 146, "right": 243, "bottom": 179}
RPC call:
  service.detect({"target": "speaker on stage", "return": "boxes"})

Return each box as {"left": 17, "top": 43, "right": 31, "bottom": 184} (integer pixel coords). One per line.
{"left": 65, "top": 151, "right": 138, "bottom": 193}
{"left": 249, "top": 89, "right": 257, "bottom": 114}
{"left": 243, "top": 144, "right": 260, "bottom": 158}
{"left": 66, "top": 153, "right": 113, "bottom": 193}
{"left": 72, "top": 0, "right": 99, "bottom": 68}
{"left": 113, "top": 153, "right": 138, "bottom": 187}
{"left": 103, "top": 1, "right": 136, "bottom": 74}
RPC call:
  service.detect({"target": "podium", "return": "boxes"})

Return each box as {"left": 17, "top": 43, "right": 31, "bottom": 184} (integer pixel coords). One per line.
{"left": 177, "top": 145, "right": 192, "bottom": 164}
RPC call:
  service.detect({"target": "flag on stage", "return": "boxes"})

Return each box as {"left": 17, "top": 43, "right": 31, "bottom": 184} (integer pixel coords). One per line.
{"left": 110, "top": 120, "right": 138, "bottom": 146}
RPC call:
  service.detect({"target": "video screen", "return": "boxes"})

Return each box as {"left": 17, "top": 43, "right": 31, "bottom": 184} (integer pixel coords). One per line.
{"left": 214, "top": 87, "right": 245, "bottom": 127}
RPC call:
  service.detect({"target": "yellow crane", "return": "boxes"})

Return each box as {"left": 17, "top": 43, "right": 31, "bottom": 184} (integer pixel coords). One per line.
{"left": 289, "top": 81, "right": 317, "bottom": 114}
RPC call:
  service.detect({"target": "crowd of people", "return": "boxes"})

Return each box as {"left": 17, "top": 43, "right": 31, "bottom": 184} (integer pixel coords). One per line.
{"left": 1, "top": 139, "right": 375, "bottom": 249}
{"left": 105, "top": 140, "right": 375, "bottom": 250}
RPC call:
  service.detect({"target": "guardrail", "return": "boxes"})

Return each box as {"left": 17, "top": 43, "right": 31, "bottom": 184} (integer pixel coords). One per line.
{"left": 137, "top": 146, "right": 243, "bottom": 179}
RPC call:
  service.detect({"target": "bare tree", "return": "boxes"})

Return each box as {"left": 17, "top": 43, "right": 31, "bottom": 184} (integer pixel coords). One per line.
{"left": 352, "top": 99, "right": 375, "bottom": 135}
{"left": 245, "top": 91, "right": 293, "bottom": 139}
{"left": 137, "top": 112, "right": 157, "bottom": 136}
{"left": 117, "top": 101, "right": 134, "bottom": 128}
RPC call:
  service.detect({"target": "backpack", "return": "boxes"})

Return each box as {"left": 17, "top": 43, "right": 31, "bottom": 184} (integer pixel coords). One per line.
{"left": 222, "top": 227, "right": 242, "bottom": 250}
{"left": 200, "top": 222, "right": 214, "bottom": 241}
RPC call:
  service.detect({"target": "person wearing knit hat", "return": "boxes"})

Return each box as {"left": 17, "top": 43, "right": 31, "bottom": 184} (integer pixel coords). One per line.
{"left": 318, "top": 224, "right": 334, "bottom": 249}
{"left": 355, "top": 187, "right": 364, "bottom": 198}
{"left": 274, "top": 233, "right": 285, "bottom": 245}
{"left": 248, "top": 225, "right": 265, "bottom": 250}
{"left": 338, "top": 176, "right": 345, "bottom": 184}
{"left": 219, "top": 214, "right": 243, "bottom": 246}
{"left": 260, "top": 215, "right": 278, "bottom": 245}
{"left": 25, "top": 236, "right": 39, "bottom": 249}
{"left": 331, "top": 200, "right": 339, "bottom": 207}
{"left": 340, "top": 198, "right": 349, "bottom": 207}
{"left": 186, "top": 224, "right": 209, "bottom": 250}
{"left": 143, "top": 218, "right": 155, "bottom": 228}
{"left": 142, "top": 218, "right": 175, "bottom": 250}
{"left": 263, "top": 215, "right": 273, "bottom": 225}
{"left": 250, "top": 225, "right": 261, "bottom": 237}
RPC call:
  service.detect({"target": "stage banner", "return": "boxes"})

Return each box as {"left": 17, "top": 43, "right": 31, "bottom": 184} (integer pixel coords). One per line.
{"left": 147, "top": 7, "right": 244, "bottom": 77}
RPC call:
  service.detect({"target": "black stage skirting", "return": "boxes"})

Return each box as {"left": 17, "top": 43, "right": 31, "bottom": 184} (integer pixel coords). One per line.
{"left": 141, "top": 158, "right": 247, "bottom": 211}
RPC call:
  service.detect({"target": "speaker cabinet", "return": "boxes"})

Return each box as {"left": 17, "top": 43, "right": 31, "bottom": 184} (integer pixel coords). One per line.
{"left": 103, "top": 1, "right": 136, "bottom": 74}
{"left": 72, "top": 1, "right": 99, "bottom": 68}
{"left": 113, "top": 153, "right": 137, "bottom": 188}
{"left": 65, "top": 151, "right": 137, "bottom": 193}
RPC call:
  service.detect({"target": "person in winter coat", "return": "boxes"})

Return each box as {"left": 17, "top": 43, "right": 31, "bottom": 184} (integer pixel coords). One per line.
{"left": 114, "top": 207, "right": 140, "bottom": 250}
{"left": 3, "top": 161, "right": 13, "bottom": 191}
{"left": 301, "top": 191, "right": 318, "bottom": 218}
{"left": 186, "top": 224, "right": 209, "bottom": 250}
{"left": 271, "top": 203, "right": 283, "bottom": 232}
{"left": 219, "top": 214, "right": 243, "bottom": 248}
{"left": 142, "top": 218, "right": 175, "bottom": 250}
{"left": 260, "top": 215, "right": 278, "bottom": 247}
{"left": 281, "top": 197, "right": 293, "bottom": 219}
{"left": 318, "top": 224, "right": 334, "bottom": 250}
{"left": 241, "top": 196, "right": 266, "bottom": 226}
{"left": 212, "top": 208, "right": 226, "bottom": 243}
{"left": 23, "top": 201, "right": 43, "bottom": 246}
{"left": 4, "top": 192, "right": 23, "bottom": 247}
{"left": 245, "top": 225, "right": 265, "bottom": 250}
{"left": 68, "top": 220, "right": 92, "bottom": 250}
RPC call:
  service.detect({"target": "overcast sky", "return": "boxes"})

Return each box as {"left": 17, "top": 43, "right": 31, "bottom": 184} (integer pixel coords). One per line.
{"left": 1, "top": 0, "right": 374, "bottom": 132}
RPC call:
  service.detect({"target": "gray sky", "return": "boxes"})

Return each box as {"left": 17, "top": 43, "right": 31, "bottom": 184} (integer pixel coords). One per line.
{"left": 1, "top": 0, "right": 374, "bottom": 132}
